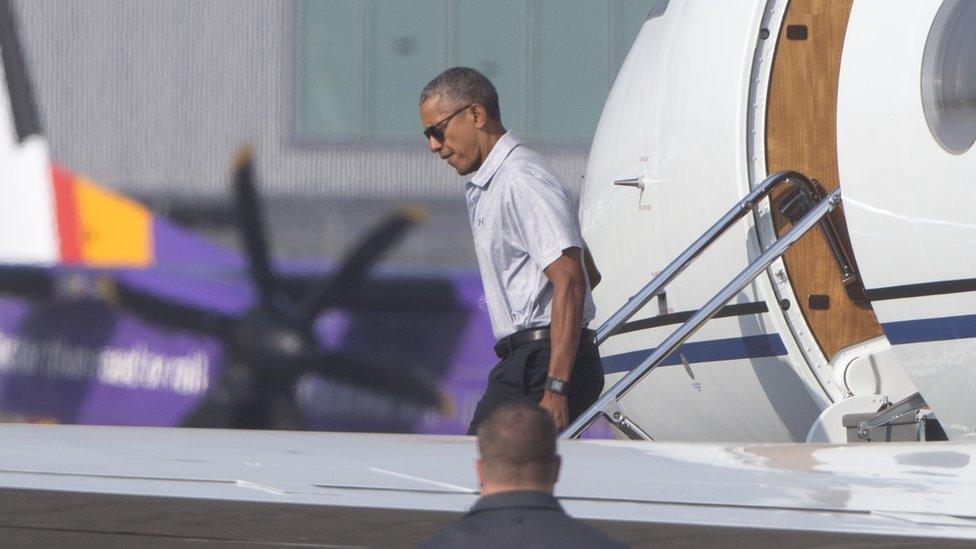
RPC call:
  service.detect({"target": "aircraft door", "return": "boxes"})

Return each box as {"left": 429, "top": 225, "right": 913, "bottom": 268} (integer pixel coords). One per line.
{"left": 580, "top": 1, "right": 831, "bottom": 443}
{"left": 763, "top": 0, "right": 884, "bottom": 362}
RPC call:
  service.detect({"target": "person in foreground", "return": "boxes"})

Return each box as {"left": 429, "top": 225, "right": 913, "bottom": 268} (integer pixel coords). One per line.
{"left": 419, "top": 67, "right": 604, "bottom": 434}
{"left": 419, "top": 402, "right": 627, "bottom": 548}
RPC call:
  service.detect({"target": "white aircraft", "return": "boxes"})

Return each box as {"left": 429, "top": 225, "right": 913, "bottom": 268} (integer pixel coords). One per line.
{"left": 571, "top": 0, "right": 976, "bottom": 445}
{"left": 1, "top": 0, "right": 975, "bottom": 545}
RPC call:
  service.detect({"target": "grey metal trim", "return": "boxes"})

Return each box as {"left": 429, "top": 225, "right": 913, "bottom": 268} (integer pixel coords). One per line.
{"left": 857, "top": 392, "right": 927, "bottom": 440}
{"left": 612, "top": 177, "right": 642, "bottom": 188}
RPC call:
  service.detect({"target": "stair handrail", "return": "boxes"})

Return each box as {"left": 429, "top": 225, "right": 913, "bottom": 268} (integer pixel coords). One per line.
{"left": 594, "top": 170, "right": 813, "bottom": 346}
{"left": 565, "top": 187, "right": 843, "bottom": 439}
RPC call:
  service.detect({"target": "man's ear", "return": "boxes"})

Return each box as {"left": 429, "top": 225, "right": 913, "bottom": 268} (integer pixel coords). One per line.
{"left": 552, "top": 454, "right": 562, "bottom": 485}
{"left": 471, "top": 103, "right": 488, "bottom": 129}
{"left": 476, "top": 458, "right": 487, "bottom": 491}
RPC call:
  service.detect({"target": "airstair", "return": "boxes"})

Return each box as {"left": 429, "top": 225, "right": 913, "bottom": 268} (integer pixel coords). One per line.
{"left": 564, "top": 171, "right": 851, "bottom": 440}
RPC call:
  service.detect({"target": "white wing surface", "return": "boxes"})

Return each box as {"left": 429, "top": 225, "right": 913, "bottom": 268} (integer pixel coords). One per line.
{"left": 1, "top": 424, "right": 975, "bottom": 546}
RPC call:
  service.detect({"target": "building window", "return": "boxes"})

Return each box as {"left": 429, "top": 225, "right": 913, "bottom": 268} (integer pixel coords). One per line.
{"left": 294, "top": 0, "right": 652, "bottom": 145}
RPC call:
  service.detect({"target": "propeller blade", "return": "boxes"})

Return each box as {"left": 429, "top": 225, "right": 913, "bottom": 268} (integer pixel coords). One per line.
{"left": 300, "top": 205, "right": 426, "bottom": 322}
{"left": 307, "top": 352, "right": 444, "bottom": 411}
{"left": 0, "top": 265, "right": 55, "bottom": 300}
{"left": 280, "top": 275, "right": 459, "bottom": 311}
{"left": 108, "top": 279, "right": 237, "bottom": 339}
{"left": 232, "top": 145, "right": 277, "bottom": 309}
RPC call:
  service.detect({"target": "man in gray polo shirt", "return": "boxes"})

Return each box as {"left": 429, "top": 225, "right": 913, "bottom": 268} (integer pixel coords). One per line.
{"left": 419, "top": 67, "right": 604, "bottom": 433}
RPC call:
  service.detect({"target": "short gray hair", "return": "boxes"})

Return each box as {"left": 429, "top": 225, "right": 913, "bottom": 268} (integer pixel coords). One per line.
{"left": 476, "top": 402, "right": 556, "bottom": 485}
{"left": 420, "top": 67, "right": 501, "bottom": 121}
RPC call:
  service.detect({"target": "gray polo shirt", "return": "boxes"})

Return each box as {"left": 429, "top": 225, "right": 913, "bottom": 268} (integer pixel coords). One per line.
{"left": 465, "top": 133, "right": 596, "bottom": 340}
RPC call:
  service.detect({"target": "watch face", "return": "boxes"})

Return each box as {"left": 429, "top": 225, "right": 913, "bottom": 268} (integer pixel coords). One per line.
{"left": 546, "top": 377, "right": 567, "bottom": 394}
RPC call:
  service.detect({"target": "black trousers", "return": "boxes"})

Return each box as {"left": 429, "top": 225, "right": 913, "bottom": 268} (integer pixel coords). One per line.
{"left": 466, "top": 336, "right": 604, "bottom": 435}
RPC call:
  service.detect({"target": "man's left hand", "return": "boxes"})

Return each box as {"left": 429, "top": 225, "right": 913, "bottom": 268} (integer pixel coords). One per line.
{"left": 539, "top": 391, "right": 569, "bottom": 431}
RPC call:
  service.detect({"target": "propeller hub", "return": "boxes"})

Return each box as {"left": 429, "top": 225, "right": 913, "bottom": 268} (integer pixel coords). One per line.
{"left": 236, "top": 310, "right": 316, "bottom": 373}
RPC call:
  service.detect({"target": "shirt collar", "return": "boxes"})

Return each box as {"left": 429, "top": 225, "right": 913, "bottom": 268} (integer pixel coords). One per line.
{"left": 468, "top": 132, "right": 520, "bottom": 189}
{"left": 466, "top": 490, "right": 562, "bottom": 515}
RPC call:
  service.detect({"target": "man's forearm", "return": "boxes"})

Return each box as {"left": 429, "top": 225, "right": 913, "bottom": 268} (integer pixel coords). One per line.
{"left": 548, "top": 275, "right": 585, "bottom": 382}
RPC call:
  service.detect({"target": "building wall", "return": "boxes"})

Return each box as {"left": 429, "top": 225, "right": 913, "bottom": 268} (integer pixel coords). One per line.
{"left": 14, "top": 0, "right": 610, "bottom": 200}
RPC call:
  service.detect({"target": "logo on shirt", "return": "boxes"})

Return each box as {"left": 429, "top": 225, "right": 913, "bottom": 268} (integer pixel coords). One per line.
{"left": 477, "top": 217, "right": 485, "bottom": 226}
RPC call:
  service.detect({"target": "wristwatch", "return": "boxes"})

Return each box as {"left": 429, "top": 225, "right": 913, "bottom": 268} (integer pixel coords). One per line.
{"left": 545, "top": 376, "right": 568, "bottom": 396}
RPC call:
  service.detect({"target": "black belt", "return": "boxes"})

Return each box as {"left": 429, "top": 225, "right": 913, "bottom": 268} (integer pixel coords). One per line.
{"left": 494, "top": 327, "right": 596, "bottom": 359}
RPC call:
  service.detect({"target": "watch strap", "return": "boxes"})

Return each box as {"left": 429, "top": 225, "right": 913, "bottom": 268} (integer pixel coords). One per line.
{"left": 545, "top": 376, "right": 568, "bottom": 396}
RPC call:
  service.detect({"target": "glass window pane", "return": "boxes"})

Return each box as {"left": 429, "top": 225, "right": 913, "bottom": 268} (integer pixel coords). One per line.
{"left": 453, "top": 0, "right": 527, "bottom": 135}
{"left": 369, "top": 0, "right": 446, "bottom": 137}
{"left": 296, "top": 0, "right": 364, "bottom": 138}
{"left": 922, "top": 0, "right": 976, "bottom": 154}
{"left": 531, "top": 0, "right": 610, "bottom": 141}
{"left": 294, "top": 0, "right": 645, "bottom": 144}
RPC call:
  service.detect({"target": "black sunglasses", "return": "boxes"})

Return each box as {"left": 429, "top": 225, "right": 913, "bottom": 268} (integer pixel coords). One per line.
{"left": 422, "top": 104, "right": 473, "bottom": 142}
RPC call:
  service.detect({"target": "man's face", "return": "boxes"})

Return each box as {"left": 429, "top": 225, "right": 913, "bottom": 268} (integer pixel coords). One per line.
{"left": 420, "top": 97, "right": 481, "bottom": 176}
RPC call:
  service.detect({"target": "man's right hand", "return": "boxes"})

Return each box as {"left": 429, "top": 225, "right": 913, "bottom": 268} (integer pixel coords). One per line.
{"left": 539, "top": 391, "right": 569, "bottom": 431}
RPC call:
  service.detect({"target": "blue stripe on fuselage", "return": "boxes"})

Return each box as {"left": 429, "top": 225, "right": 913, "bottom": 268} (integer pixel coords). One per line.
{"left": 602, "top": 334, "right": 788, "bottom": 374}
{"left": 882, "top": 313, "right": 976, "bottom": 345}
{"left": 600, "top": 314, "right": 976, "bottom": 375}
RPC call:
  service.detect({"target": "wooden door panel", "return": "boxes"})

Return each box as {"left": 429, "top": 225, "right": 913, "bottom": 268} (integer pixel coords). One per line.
{"left": 766, "top": 0, "right": 883, "bottom": 360}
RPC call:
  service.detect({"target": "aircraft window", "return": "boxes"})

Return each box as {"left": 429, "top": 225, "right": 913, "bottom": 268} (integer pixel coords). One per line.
{"left": 922, "top": 0, "right": 976, "bottom": 154}
{"left": 293, "top": 0, "right": 653, "bottom": 145}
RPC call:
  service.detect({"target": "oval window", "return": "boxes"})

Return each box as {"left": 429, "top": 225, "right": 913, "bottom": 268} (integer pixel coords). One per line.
{"left": 921, "top": 0, "right": 976, "bottom": 154}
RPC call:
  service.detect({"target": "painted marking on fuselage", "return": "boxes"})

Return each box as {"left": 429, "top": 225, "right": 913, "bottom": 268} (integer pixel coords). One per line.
{"left": 602, "top": 334, "right": 788, "bottom": 375}
{"left": 883, "top": 314, "right": 976, "bottom": 346}
{"left": 860, "top": 279, "right": 976, "bottom": 346}
{"left": 865, "top": 278, "right": 976, "bottom": 301}
{"left": 615, "top": 301, "right": 769, "bottom": 336}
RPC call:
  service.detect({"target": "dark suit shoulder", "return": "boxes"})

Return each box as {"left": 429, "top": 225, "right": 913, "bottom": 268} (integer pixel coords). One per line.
{"left": 418, "top": 492, "right": 626, "bottom": 548}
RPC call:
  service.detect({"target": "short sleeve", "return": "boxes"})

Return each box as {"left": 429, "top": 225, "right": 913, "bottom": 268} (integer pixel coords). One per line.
{"left": 505, "top": 172, "right": 583, "bottom": 270}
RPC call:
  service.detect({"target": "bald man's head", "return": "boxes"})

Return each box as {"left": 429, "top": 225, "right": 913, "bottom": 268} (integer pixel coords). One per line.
{"left": 476, "top": 402, "right": 559, "bottom": 492}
